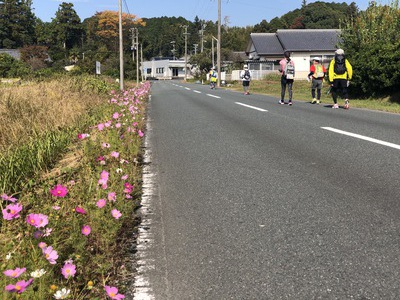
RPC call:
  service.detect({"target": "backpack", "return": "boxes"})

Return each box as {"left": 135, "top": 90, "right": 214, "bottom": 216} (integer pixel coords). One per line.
{"left": 211, "top": 71, "right": 217, "bottom": 78}
{"left": 244, "top": 70, "right": 250, "bottom": 80}
{"left": 284, "top": 60, "right": 295, "bottom": 79}
{"left": 334, "top": 54, "right": 346, "bottom": 75}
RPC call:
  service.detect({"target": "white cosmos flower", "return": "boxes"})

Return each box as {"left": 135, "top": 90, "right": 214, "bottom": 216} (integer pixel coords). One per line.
{"left": 53, "top": 288, "right": 70, "bottom": 299}
{"left": 31, "top": 269, "right": 46, "bottom": 278}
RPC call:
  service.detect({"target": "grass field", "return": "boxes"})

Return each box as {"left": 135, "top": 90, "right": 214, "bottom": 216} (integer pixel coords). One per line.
{"left": 226, "top": 76, "right": 400, "bottom": 114}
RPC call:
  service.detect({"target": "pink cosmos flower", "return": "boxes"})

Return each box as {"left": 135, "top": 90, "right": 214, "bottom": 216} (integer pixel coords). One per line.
{"left": 102, "top": 143, "right": 111, "bottom": 148}
{"left": 77, "top": 133, "right": 89, "bottom": 140}
{"left": 123, "top": 183, "right": 133, "bottom": 194}
{"left": 42, "top": 246, "right": 58, "bottom": 264}
{"left": 138, "top": 130, "right": 144, "bottom": 137}
{"left": 97, "top": 199, "right": 106, "bottom": 208}
{"left": 43, "top": 228, "right": 52, "bottom": 237}
{"left": 105, "top": 121, "right": 112, "bottom": 127}
{"left": 110, "top": 151, "right": 120, "bottom": 158}
{"left": 26, "top": 213, "right": 49, "bottom": 228}
{"left": 111, "top": 209, "right": 122, "bottom": 219}
{"left": 82, "top": 225, "right": 91, "bottom": 236}
{"left": 52, "top": 206, "right": 61, "bottom": 210}
{"left": 5, "top": 278, "right": 33, "bottom": 294}
{"left": 115, "top": 123, "right": 121, "bottom": 128}
{"left": 98, "top": 170, "right": 109, "bottom": 189}
{"left": 61, "top": 263, "right": 76, "bottom": 279}
{"left": 3, "top": 267, "right": 26, "bottom": 278}
{"left": 2, "top": 203, "right": 23, "bottom": 220}
{"left": 98, "top": 123, "right": 105, "bottom": 131}
{"left": 108, "top": 192, "right": 116, "bottom": 202}
{"left": 38, "top": 242, "right": 47, "bottom": 249}
{"left": 50, "top": 184, "right": 68, "bottom": 198}
{"left": 112, "top": 112, "right": 120, "bottom": 119}
{"left": 75, "top": 206, "right": 87, "bottom": 214}
{"left": 121, "top": 175, "right": 128, "bottom": 181}
{"left": 104, "top": 285, "right": 125, "bottom": 300}
{"left": 1, "top": 193, "right": 17, "bottom": 202}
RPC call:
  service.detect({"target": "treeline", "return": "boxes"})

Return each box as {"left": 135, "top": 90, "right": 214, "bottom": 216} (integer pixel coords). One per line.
{"left": 1, "top": 0, "right": 400, "bottom": 98}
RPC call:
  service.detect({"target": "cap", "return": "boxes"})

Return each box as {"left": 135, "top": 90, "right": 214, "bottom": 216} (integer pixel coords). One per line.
{"left": 335, "top": 49, "right": 344, "bottom": 55}
{"left": 312, "top": 57, "right": 320, "bottom": 61}
{"left": 244, "top": 64, "right": 248, "bottom": 69}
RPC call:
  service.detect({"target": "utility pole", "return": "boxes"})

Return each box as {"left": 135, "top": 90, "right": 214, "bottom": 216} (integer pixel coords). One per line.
{"left": 130, "top": 28, "right": 140, "bottom": 86}
{"left": 217, "top": 0, "right": 221, "bottom": 87}
{"left": 212, "top": 36, "right": 218, "bottom": 68}
{"left": 193, "top": 44, "right": 198, "bottom": 55}
{"left": 182, "top": 25, "right": 189, "bottom": 82}
{"left": 136, "top": 28, "right": 139, "bottom": 86}
{"left": 118, "top": 0, "right": 124, "bottom": 90}
{"left": 141, "top": 43, "right": 144, "bottom": 82}
{"left": 199, "top": 23, "right": 206, "bottom": 53}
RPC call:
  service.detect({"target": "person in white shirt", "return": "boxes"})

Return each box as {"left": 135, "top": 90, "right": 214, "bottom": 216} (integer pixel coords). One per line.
{"left": 239, "top": 64, "right": 252, "bottom": 95}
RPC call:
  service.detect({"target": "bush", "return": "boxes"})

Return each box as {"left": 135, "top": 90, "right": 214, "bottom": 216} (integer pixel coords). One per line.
{"left": 0, "top": 54, "right": 32, "bottom": 78}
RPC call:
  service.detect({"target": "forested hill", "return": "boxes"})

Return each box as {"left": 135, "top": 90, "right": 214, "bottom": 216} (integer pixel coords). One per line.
{"left": 139, "top": 1, "right": 357, "bottom": 59}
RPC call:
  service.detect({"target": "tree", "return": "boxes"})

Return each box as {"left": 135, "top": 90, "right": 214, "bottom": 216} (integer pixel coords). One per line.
{"left": 340, "top": 1, "right": 400, "bottom": 97}
{"left": 0, "top": 0, "right": 36, "bottom": 48}
{"left": 51, "top": 2, "right": 82, "bottom": 49}
{"left": 90, "top": 10, "right": 145, "bottom": 53}
{"left": 20, "top": 45, "right": 49, "bottom": 70}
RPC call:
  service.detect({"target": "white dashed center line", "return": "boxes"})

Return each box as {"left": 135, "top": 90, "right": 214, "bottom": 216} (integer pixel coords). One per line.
{"left": 322, "top": 127, "right": 400, "bottom": 150}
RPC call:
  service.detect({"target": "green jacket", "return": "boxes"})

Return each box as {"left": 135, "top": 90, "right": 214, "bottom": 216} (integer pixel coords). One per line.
{"left": 328, "top": 58, "right": 353, "bottom": 82}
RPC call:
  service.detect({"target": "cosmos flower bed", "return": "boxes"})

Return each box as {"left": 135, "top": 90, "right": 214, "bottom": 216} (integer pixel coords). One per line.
{"left": 1, "top": 81, "right": 150, "bottom": 299}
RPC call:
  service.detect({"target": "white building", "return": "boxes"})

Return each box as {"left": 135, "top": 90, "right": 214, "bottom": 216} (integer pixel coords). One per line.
{"left": 141, "top": 57, "right": 193, "bottom": 80}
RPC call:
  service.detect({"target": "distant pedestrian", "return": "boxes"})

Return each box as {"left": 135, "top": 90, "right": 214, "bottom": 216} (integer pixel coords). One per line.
{"left": 279, "top": 51, "right": 295, "bottom": 106}
{"left": 239, "top": 64, "right": 251, "bottom": 95}
{"left": 308, "top": 57, "right": 326, "bottom": 104}
{"left": 209, "top": 67, "right": 217, "bottom": 89}
{"left": 328, "top": 49, "right": 353, "bottom": 109}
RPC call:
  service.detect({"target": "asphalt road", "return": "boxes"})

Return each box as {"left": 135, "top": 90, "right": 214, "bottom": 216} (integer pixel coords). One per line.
{"left": 131, "top": 81, "right": 400, "bottom": 300}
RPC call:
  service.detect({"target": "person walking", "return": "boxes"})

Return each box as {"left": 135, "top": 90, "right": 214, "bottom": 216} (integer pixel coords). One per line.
{"left": 239, "top": 64, "right": 251, "bottom": 95}
{"left": 308, "top": 57, "right": 326, "bottom": 104}
{"left": 328, "top": 49, "right": 353, "bottom": 109}
{"left": 279, "top": 51, "right": 295, "bottom": 105}
{"left": 209, "top": 67, "right": 218, "bottom": 89}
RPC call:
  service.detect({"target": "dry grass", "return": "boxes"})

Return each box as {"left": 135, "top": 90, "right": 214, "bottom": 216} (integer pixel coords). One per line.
{"left": 0, "top": 79, "right": 108, "bottom": 151}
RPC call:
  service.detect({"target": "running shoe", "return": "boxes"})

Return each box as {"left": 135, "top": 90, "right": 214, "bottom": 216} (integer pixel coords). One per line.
{"left": 288, "top": 101, "right": 293, "bottom": 106}
{"left": 279, "top": 100, "right": 285, "bottom": 105}
{"left": 344, "top": 99, "right": 349, "bottom": 109}
{"left": 316, "top": 100, "right": 321, "bottom": 104}
{"left": 332, "top": 103, "right": 339, "bottom": 109}
{"left": 311, "top": 98, "right": 317, "bottom": 104}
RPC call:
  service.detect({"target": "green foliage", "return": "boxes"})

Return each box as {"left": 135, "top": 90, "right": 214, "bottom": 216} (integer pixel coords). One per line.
{"left": 253, "top": 1, "right": 356, "bottom": 32}
{"left": 341, "top": 1, "right": 400, "bottom": 97}
{"left": 0, "top": 53, "right": 31, "bottom": 78}
{"left": 51, "top": 2, "right": 83, "bottom": 50}
{"left": 0, "top": 0, "right": 36, "bottom": 48}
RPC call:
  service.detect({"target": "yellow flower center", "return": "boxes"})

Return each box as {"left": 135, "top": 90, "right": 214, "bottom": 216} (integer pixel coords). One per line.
{"left": 15, "top": 285, "right": 21, "bottom": 291}
{"left": 110, "top": 292, "right": 116, "bottom": 297}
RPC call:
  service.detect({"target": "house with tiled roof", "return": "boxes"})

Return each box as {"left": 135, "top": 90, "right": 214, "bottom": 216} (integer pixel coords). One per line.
{"left": 243, "top": 29, "right": 341, "bottom": 80}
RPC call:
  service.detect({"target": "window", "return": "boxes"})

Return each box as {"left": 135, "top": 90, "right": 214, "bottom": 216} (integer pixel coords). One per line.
{"left": 156, "top": 68, "right": 164, "bottom": 74}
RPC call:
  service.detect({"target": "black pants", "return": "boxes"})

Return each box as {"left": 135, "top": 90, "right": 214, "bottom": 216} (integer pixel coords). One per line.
{"left": 281, "top": 76, "right": 293, "bottom": 101}
{"left": 331, "top": 79, "right": 348, "bottom": 103}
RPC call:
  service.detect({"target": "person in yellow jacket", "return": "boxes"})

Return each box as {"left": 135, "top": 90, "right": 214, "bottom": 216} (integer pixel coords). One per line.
{"left": 328, "top": 48, "right": 353, "bottom": 109}
{"left": 209, "top": 67, "right": 218, "bottom": 89}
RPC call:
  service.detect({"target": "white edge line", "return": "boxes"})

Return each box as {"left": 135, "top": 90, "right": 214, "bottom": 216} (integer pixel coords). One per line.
{"left": 193, "top": 90, "right": 201, "bottom": 93}
{"left": 206, "top": 94, "right": 221, "bottom": 99}
{"left": 185, "top": 87, "right": 191, "bottom": 90}
{"left": 322, "top": 127, "right": 400, "bottom": 150}
{"left": 235, "top": 102, "right": 268, "bottom": 112}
